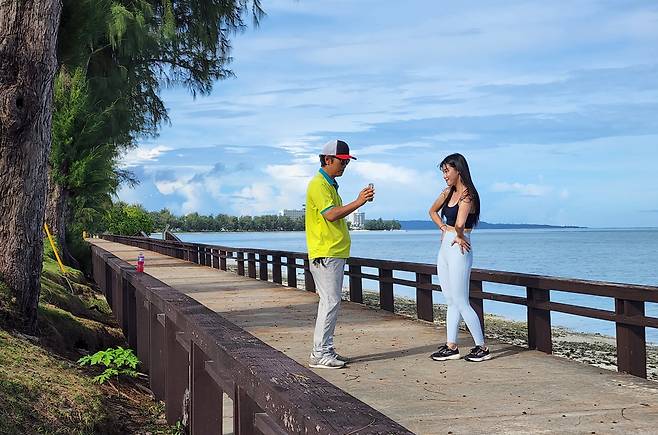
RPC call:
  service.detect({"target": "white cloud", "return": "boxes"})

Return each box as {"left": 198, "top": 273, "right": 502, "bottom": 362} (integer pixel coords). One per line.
{"left": 273, "top": 136, "right": 324, "bottom": 157}
{"left": 355, "top": 141, "right": 432, "bottom": 157}
{"left": 121, "top": 145, "right": 172, "bottom": 167}
{"left": 491, "top": 182, "right": 553, "bottom": 197}
{"left": 350, "top": 161, "right": 421, "bottom": 185}
{"left": 154, "top": 177, "right": 207, "bottom": 214}
{"left": 231, "top": 163, "right": 316, "bottom": 214}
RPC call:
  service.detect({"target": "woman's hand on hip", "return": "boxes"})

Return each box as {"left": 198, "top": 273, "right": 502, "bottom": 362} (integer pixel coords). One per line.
{"left": 451, "top": 234, "right": 471, "bottom": 254}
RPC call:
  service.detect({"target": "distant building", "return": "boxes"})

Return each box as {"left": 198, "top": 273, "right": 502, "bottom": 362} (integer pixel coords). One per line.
{"left": 349, "top": 211, "right": 366, "bottom": 229}
{"left": 281, "top": 209, "right": 305, "bottom": 220}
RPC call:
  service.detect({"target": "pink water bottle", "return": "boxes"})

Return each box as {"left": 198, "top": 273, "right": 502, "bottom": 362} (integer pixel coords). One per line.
{"left": 136, "top": 252, "right": 145, "bottom": 273}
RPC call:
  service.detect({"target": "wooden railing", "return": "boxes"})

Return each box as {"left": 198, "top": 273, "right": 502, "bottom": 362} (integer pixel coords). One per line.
{"left": 92, "top": 244, "right": 412, "bottom": 434}
{"left": 101, "top": 234, "right": 658, "bottom": 380}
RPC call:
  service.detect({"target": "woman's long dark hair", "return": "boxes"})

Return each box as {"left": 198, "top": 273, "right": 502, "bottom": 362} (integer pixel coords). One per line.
{"left": 439, "top": 153, "right": 480, "bottom": 226}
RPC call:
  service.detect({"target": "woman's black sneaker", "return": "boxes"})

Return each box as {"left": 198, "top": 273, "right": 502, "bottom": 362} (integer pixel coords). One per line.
{"left": 464, "top": 345, "right": 492, "bottom": 362}
{"left": 431, "top": 344, "right": 460, "bottom": 361}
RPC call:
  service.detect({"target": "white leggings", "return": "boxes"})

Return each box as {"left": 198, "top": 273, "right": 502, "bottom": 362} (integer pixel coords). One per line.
{"left": 437, "top": 231, "right": 485, "bottom": 346}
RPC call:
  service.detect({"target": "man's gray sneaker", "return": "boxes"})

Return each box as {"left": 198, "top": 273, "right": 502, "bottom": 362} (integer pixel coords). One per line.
{"left": 309, "top": 354, "right": 346, "bottom": 369}
{"left": 329, "top": 348, "right": 349, "bottom": 362}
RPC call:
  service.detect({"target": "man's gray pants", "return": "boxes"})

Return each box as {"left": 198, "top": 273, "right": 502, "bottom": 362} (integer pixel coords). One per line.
{"left": 310, "top": 257, "right": 346, "bottom": 357}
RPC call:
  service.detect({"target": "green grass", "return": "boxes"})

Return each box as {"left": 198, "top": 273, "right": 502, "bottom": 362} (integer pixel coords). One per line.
{"left": 0, "top": 243, "right": 183, "bottom": 434}
{"left": 0, "top": 329, "right": 108, "bottom": 434}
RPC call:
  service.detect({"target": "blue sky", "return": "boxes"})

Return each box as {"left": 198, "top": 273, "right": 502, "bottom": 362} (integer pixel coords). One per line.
{"left": 118, "top": 0, "right": 658, "bottom": 227}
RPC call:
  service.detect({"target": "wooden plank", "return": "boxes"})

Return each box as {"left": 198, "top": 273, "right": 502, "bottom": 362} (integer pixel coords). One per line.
{"left": 472, "top": 269, "right": 658, "bottom": 302}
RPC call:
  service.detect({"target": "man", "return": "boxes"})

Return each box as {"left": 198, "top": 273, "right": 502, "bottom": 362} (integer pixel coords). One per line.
{"left": 306, "top": 139, "right": 374, "bottom": 369}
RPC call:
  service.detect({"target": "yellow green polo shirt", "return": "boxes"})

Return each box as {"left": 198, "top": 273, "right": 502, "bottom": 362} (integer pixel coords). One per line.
{"left": 305, "top": 169, "right": 351, "bottom": 259}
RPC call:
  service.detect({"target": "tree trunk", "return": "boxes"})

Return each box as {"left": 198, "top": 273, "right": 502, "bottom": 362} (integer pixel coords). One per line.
{"left": 45, "top": 171, "right": 81, "bottom": 268}
{"left": 45, "top": 170, "right": 68, "bottom": 246}
{"left": 0, "top": 0, "right": 62, "bottom": 333}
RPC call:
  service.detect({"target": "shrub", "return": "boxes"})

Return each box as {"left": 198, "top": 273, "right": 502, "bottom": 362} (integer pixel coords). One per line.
{"left": 78, "top": 346, "right": 140, "bottom": 384}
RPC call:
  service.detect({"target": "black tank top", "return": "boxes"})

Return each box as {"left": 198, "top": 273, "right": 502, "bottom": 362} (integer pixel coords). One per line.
{"left": 441, "top": 189, "right": 477, "bottom": 229}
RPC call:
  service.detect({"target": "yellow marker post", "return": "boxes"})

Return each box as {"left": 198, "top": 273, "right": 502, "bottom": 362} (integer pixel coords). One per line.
{"left": 44, "top": 223, "right": 75, "bottom": 293}
{"left": 44, "top": 223, "right": 67, "bottom": 274}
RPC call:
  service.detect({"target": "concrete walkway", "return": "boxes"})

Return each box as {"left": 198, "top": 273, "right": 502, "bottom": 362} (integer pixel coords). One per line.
{"left": 92, "top": 239, "right": 658, "bottom": 434}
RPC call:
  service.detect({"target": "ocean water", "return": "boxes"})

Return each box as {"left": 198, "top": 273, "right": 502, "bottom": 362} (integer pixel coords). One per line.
{"left": 170, "top": 228, "right": 658, "bottom": 343}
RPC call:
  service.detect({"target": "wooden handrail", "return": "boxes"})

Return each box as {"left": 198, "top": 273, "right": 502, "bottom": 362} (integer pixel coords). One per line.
{"left": 92, "top": 243, "right": 413, "bottom": 434}
{"left": 100, "top": 234, "right": 658, "bottom": 379}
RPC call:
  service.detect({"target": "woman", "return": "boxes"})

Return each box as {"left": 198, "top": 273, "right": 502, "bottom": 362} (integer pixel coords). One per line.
{"left": 428, "top": 153, "right": 490, "bottom": 362}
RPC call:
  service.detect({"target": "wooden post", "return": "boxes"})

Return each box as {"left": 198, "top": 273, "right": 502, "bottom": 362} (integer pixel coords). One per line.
{"left": 259, "top": 253, "right": 268, "bottom": 281}
{"left": 272, "top": 255, "right": 282, "bottom": 284}
{"left": 220, "top": 250, "right": 227, "bottom": 271}
{"left": 379, "top": 268, "right": 394, "bottom": 312}
{"left": 247, "top": 253, "right": 257, "bottom": 278}
{"left": 349, "top": 264, "right": 363, "bottom": 303}
{"left": 304, "top": 258, "right": 316, "bottom": 292}
{"left": 149, "top": 310, "right": 166, "bottom": 400}
{"left": 191, "top": 344, "right": 223, "bottom": 435}
{"left": 287, "top": 256, "right": 297, "bottom": 288}
{"left": 120, "top": 272, "right": 129, "bottom": 333}
{"left": 527, "top": 286, "right": 552, "bottom": 353}
{"left": 234, "top": 385, "right": 262, "bottom": 435}
{"left": 416, "top": 272, "right": 433, "bottom": 322}
{"left": 165, "top": 320, "right": 189, "bottom": 424}
{"left": 212, "top": 248, "right": 219, "bottom": 269}
{"left": 104, "top": 262, "right": 113, "bottom": 308}
{"left": 470, "top": 279, "right": 485, "bottom": 334}
{"left": 237, "top": 252, "right": 245, "bottom": 276}
{"left": 135, "top": 292, "right": 150, "bottom": 372}
{"left": 126, "top": 281, "right": 137, "bottom": 349}
{"left": 615, "top": 298, "right": 647, "bottom": 378}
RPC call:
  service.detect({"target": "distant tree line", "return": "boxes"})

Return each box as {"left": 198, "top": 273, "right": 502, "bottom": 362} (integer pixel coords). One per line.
{"left": 364, "top": 218, "right": 402, "bottom": 231}
{"left": 98, "top": 205, "right": 402, "bottom": 235}
{"left": 149, "top": 209, "right": 305, "bottom": 232}
{"left": 146, "top": 208, "right": 401, "bottom": 233}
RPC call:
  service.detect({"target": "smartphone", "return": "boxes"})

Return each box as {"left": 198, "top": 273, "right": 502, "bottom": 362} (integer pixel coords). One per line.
{"left": 368, "top": 183, "right": 374, "bottom": 201}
